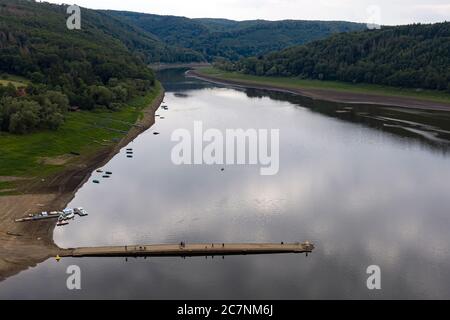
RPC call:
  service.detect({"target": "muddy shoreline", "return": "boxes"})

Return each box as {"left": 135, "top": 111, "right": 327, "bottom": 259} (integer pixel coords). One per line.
{"left": 187, "top": 70, "right": 450, "bottom": 111}
{"left": 0, "top": 89, "right": 165, "bottom": 282}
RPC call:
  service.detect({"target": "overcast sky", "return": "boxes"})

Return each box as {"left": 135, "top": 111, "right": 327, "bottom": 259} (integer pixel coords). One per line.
{"left": 44, "top": 0, "right": 449, "bottom": 25}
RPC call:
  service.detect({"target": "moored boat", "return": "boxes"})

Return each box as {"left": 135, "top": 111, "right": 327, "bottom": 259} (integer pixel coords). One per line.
{"left": 74, "top": 207, "right": 88, "bottom": 216}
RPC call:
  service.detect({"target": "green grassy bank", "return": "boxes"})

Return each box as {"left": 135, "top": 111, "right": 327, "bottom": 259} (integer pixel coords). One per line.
{"left": 198, "top": 67, "right": 450, "bottom": 104}
{"left": 0, "top": 82, "right": 162, "bottom": 179}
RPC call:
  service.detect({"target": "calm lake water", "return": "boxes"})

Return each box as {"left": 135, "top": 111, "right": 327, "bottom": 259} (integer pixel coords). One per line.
{"left": 2, "top": 69, "right": 450, "bottom": 299}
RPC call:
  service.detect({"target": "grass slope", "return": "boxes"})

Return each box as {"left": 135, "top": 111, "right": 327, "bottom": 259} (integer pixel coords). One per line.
{"left": 0, "top": 82, "right": 162, "bottom": 178}
{"left": 0, "top": 75, "right": 28, "bottom": 88}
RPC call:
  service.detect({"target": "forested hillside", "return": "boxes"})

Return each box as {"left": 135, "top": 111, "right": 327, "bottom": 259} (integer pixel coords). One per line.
{"left": 220, "top": 23, "right": 450, "bottom": 91}
{"left": 0, "top": 0, "right": 181, "bottom": 134}
{"left": 81, "top": 10, "right": 204, "bottom": 64}
{"left": 109, "top": 11, "right": 366, "bottom": 61}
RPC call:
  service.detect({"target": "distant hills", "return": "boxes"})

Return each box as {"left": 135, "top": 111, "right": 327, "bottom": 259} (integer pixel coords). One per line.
{"left": 108, "top": 11, "right": 367, "bottom": 61}
{"left": 0, "top": 0, "right": 367, "bottom": 67}
{"left": 4, "top": 0, "right": 447, "bottom": 95}
{"left": 81, "top": 10, "right": 204, "bottom": 63}
{"left": 221, "top": 22, "right": 450, "bottom": 91}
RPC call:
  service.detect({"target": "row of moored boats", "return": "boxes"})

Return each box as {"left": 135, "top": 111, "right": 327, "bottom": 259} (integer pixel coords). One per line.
{"left": 56, "top": 208, "right": 88, "bottom": 226}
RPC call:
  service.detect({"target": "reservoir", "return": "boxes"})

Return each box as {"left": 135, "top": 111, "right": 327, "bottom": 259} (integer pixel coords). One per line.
{"left": 1, "top": 69, "right": 450, "bottom": 299}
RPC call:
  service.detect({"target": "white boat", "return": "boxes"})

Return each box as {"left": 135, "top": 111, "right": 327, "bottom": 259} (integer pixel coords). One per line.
{"left": 63, "top": 208, "right": 74, "bottom": 215}
{"left": 74, "top": 207, "right": 88, "bottom": 216}
{"left": 61, "top": 209, "right": 75, "bottom": 220}
{"left": 63, "top": 214, "right": 75, "bottom": 220}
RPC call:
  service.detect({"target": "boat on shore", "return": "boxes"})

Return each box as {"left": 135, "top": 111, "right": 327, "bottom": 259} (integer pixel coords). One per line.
{"left": 56, "top": 217, "right": 69, "bottom": 226}
{"left": 61, "top": 209, "right": 75, "bottom": 220}
{"left": 74, "top": 207, "right": 88, "bottom": 216}
{"left": 15, "top": 207, "right": 89, "bottom": 225}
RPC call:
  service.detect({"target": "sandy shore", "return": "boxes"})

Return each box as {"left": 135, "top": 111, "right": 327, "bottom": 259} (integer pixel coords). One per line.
{"left": 187, "top": 70, "right": 450, "bottom": 111}
{"left": 0, "top": 89, "right": 165, "bottom": 282}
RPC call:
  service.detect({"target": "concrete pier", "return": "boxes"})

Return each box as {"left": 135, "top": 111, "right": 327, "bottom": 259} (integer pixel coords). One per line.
{"left": 59, "top": 242, "right": 314, "bottom": 258}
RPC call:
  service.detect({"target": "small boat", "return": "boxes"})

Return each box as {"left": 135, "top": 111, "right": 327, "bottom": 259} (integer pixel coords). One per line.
{"left": 93, "top": 180, "right": 100, "bottom": 184}
{"left": 56, "top": 214, "right": 69, "bottom": 226}
{"left": 64, "top": 214, "right": 75, "bottom": 221}
{"left": 96, "top": 169, "right": 103, "bottom": 173}
{"left": 74, "top": 207, "right": 88, "bottom": 216}
{"left": 102, "top": 175, "right": 110, "bottom": 178}
{"left": 61, "top": 209, "right": 75, "bottom": 220}
{"left": 153, "top": 132, "right": 160, "bottom": 135}
{"left": 127, "top": 155, "right": 133, "bottom": 158}
{"left": 105, "top": 171, "right": 112, "bottom": 175}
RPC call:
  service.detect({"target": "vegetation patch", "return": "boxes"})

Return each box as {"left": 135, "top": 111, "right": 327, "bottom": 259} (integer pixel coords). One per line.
{"left": 0, "top": 83, "right": 161, "bottom": 178}
{"left": 0, "top": 180, "right": 20, "bottom": 196}
{"left": 0, "top": 75, "right": 27, "bottom": 88}
{"left": 1, "top": 0, "right": 158, "bottom": 135}
{"left": 111, "top": 11, "right": 365, "bottom": 61}
{"left": 216, "top": 23, "right": 450, "bottom": 93}
{"left": 0, "top": 180, "right": 15, "bottom": 190}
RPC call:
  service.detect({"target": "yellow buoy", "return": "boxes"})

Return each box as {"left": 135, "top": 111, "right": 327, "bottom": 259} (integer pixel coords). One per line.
{"left": 55, "top": 255, "right": 61, "bottom": 262}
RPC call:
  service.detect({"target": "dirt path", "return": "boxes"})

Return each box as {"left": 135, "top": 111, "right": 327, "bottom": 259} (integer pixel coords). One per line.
{"left": 187, "top": 70, "right": 450, "bottom": 111}
{"left": 0, "top": 89, "right": 165, "bottom": 282}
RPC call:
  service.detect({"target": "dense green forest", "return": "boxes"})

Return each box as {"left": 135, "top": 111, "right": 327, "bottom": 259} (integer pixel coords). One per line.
{"left": 109, "top": 11, "right": 366, "bottom": 61}
{"left": 217, "top": 23, "right": 450, "bottom": 91}
{"left": 80, "top": 10, "right": 204, "bottom": 64}
{"left": 0, "top": 0, "right": 368, "bottom": 135}
{"left": 0, "top": 0, "right": 167, "bottom": 134}
{"left": 2, "top": 0, "right": 448, "bottom": 133}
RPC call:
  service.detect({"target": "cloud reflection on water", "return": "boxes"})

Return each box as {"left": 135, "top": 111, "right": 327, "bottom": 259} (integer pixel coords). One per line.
{"left": 1, "top": 72, "right": 450, "bottom": 299}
